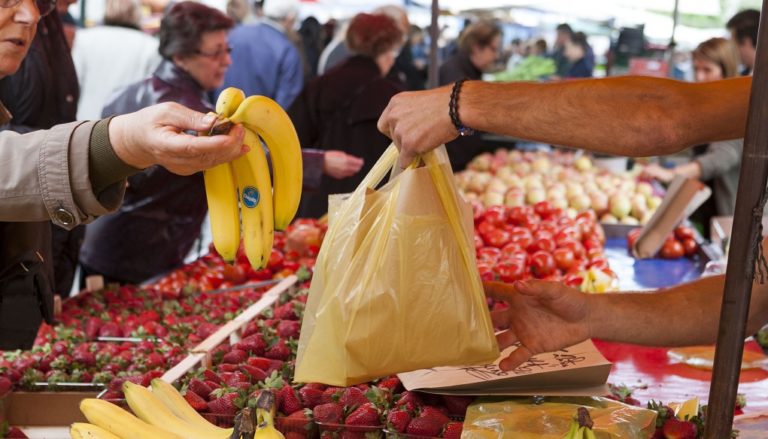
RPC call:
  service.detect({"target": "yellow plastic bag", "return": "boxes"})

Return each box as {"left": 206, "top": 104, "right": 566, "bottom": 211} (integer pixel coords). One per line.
{"left": 295, "top": 144, "right": 499, "bottom": 386}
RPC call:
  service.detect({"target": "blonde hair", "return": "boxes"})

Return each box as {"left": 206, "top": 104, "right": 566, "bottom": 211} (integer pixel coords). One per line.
{"left": 692, "top": 37, "right": 741, "bottom": 79}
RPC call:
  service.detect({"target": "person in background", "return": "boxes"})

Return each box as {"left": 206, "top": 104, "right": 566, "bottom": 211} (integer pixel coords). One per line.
{"left": 298, "top": 16, "right": 324, "bottom": 81}
{"left": 562, "top": 32, "right": 593, "bottom": 78}
{"left": 0, "top": 0, "right": 80, "bottom": 298}
{"left": 550, "top": 23, "right": 573, "bottom": 78}
{"left": 288, "top": 12, "right": 404, "bottom": 218}
{"left": 56, "top": 0, "right": 76, "bottom": 48}
{"left": 72, "top": 0, "right": 161, "bottom": 121}
{"left": 220, "top": 0, "right": 303, "bottom": 109}
{"left": 438, "top": 20, "right": 501, "bottom": 171}
{"left": 410, "top": 25, "right": 428, "bottom": 81}
{"left": 643, "top": 38, "right": 743, "bottom": 218}
{"left": 79, "top": 1, "right": 234, "bottom": 286}
{"left": 529, "top": 38, "right": 548, "bottom": 57}
{"left": 726, "top": 9, "right": 759, "bottom": 75}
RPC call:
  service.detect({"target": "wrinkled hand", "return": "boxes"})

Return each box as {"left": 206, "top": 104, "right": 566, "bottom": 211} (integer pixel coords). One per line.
{"left": 641, "top": 163, "right": 674, "bottom": 183}
{"left": 109, "top": 102, "right": 246, "bottom": 175}
{"left": 485, "top": 280, "right": 591, "bottom": 371}
{"left": 323, "top": 150, "right": 364, "bottom": 179}
{"left": 377, "top": 86, "right": 459, "bottom": 168}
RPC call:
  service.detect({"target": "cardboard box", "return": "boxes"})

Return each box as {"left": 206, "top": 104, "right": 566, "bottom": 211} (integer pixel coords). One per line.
{"left": 710, "top": 216, "right": 768, "bottom": 249}
{"left": 4, "top": 391, "right": 98, "bottom": 426}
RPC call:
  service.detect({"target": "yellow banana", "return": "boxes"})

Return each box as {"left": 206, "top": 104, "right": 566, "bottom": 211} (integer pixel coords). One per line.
{"left": 70, "top": 423, "right": 122, "bottom": 439}
{"left": 583, "top": 426, "right": 597, "bottom": 439}
{"left": 204, "top": 161, "right": 240, "bottom": 262}
{"left": 561, "top": 420, "right": 579, "bottom": 439}
{"left": 229, "top": 95, "right": 303, "bottom": 230}
{"left": 79, "top": 398, "right": 182, "bottom": 439}
{"left": 123, "top": 382, "right": 230, "bottom": 439}
{"left": 216, "top": 87, "right": 245, "bottom": 118}
{"left": 255, "top": 390, "right": 285, "bottom": 439}
{"left": 150, "top": 379, "right": 233, "bottom": 437}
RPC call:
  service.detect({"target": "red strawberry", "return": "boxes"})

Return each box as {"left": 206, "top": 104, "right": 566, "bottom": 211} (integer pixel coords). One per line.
{"left": 274, "top": 302, "right": 299, "bottom": 320}
{"left": 247, "top": 356, "right": 283, "bottom": 374}
{"left": 222, "top": 349, "right": 248, "bottom": 365}
{"left": 184, "top": 390, "right": 208, "bottom": 411}
{"left": 231, "top": 381, "right": 251, "bottom": 392}
{"left": 321, "top": 387, "right": 343, "bottom": 404}
{"left": 240, "top": 365, "right": 268, "bottom": 383}
{"left": 280, "top": 385, "right": 303, "bottom": 415}
{"left": 339, "top": 387, "right": 369, "bottom": 411}
{"left": 661, "top": 418, "right": 697, "bottom": 439}
{"left": 203, "top": 369, "right": 223, "bottom": 384}
{"left": 299, "top": 386, "right": 324, "bottom": 409}
{"left": 441, "top": 395, "right": 474, "bottom": 417}
{"left": 406, "top": 407, "right": 450, "bottom": 437}
{"left": 221, "top": 371, "right": 249, "bottom": 386}
{"left": 218, "top": 364, "right": 240, "bottom": 373}
{"left": 386, "top": 409, "right": 411, "bottom": 433}
{"left": 377, "top": 376, "right": 402, "bottom": 393}
{"left": 72, "top": 350, "right": 96, "bottom": 368}
{"left": 313, "top": 402, "right": 344, "bottom": 424}
{"left": 345, "top": 402, "right": 380, "bottom": 426}
{"left": 98, "top": 322, "right": 123, "bottom": 337}
{"left": 196, "top": 322, "right": 219, "bottom": 339}
{"left": 84, "top": 316, "right": 103, "bottom": 340}
{"left": 442, "top": 421, "right": 462, "bottom": 439}
{"left": 205, "top": 380, "right": 222, "bottom": 393}
{"left": 145, "top": 352, "right": 165, "bottom": 370}
{"left": 100, "top": 390, "right": 123, "bottom": 400}
{"left": 235, "top": 335, "right": 267, "bottom": 356}
{"left": 0, "top": 376, "right": 12, "bottom": 397}
{"left": 396, "top": 391, "right": 423, "bottom": 412}
{"left": 305, "top": 382, "right": 327, "bottom": 391}
{"left": 265, "top": 340, "right": 292, "bottom": 361}
{"left": 141, "top": 370, "right": 164, "bottom": 387}
{"left": 207, "top": 392, "right": 239, "bottom": 416}
{"left": 277, "top": 320, "right": 301, "bottom": 338}
{"left": 189, "top": 379, "right": 213, "bottom": 399}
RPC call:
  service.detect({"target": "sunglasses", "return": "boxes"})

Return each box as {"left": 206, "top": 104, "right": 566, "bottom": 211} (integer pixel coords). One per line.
{"left": 0, "top": 0, "right": 56, "bottom": 17}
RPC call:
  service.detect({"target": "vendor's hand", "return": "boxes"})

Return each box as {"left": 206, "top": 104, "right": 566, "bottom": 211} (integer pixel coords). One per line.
{"left": 485, "top": 280, "right": 592, "bottom": 371}
{"left": 377, "top": 86, "right": 459, "bottom": 168}
{"left": 109, "top": 102, "right": 246, "bottom": 175}
{"left": 642, "top": 163, "right": 675, "bottom": 183}
{"left": 323, "top": 150, "right": 364, "bottom": 179}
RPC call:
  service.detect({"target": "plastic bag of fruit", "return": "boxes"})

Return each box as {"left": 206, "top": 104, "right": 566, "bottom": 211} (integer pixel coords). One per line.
{"left": 462, "top": 396, "right": 657, "bottom": 439}
{"left": 295, "top": 145, "right": 499, "bottom": 386}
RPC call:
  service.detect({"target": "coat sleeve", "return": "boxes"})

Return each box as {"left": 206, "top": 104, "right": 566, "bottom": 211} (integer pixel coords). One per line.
{"left": 696, "top": 139, "right": 743, "bottom": 181}
{"left": 0, "top": 120, "right": 125, "bottom": 227}
{"left": 276, "top": 45, "right": 304, "bottom": 109}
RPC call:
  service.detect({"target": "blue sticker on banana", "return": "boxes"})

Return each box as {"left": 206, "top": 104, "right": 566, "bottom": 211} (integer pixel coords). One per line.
{"left": 242, "top": 186, "right": 260, "bottom": 208}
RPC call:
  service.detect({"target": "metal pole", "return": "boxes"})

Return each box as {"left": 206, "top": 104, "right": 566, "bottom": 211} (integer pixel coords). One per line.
{"left": 427, "top": 0, "right": 439, "bottom": 89}
{"left": 670, "top": 0, "right": 679, "bottom": 46}
{"left": 704, "top": 1, "right": 768, "bottom": 437}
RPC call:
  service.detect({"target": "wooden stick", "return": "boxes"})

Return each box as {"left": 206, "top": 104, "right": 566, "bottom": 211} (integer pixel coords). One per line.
{"left": 704, "top": 2, "right": 768, "bottom": 437}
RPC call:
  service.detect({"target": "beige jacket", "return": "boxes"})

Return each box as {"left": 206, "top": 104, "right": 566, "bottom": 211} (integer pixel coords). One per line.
{"left": 0, "top": 107, "right": 125, "bottom": 229}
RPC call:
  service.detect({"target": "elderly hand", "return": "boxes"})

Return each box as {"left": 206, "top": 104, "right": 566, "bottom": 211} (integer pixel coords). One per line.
{"left": 109, "top": 102, "right": 246, "bottom": 175}
{"left": 377, "top": 86, "right": 459, "bottom": 168}
{"left": 641, "top": 163, "right": 675, "bottom": 183}
{"left": 323, "top": 150, "right": 364, "bottom": 179}
{"left": 485, "top": 280, "right": 592, "bottom": 371}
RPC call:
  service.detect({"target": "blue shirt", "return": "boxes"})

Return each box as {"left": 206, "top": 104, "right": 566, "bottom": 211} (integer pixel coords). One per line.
{"left": 219, "top": 20, "right": 303, "bottom": 109}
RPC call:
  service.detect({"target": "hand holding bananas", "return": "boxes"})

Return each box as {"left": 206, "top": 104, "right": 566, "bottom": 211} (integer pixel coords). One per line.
{"left": 205, "top": 88, "right": 303, "bottom": 267}
{"left": 109, "top": 102, "right": 247, "bottom": 176}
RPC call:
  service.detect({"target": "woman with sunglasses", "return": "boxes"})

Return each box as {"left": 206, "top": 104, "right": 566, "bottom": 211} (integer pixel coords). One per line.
{"left": 0, "top": 0, "right": 244, "bottom": 348}
{"left": 78, "top": 1, "right": 236, "bottom": 286}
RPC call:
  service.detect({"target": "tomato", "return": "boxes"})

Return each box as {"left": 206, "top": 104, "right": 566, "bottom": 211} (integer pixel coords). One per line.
{"left": 589, "top": 257, "right": 609, "bottom": 271}
{"left": 682, "top": 238, "right": 698, "bottom": 257}
{"left": 529, "top": 251, "right": 556, "bottom": 278}
{"left": 204, "top": 271, "right": 225, "bottom": 289}
{"left": 508, "top": 206, "right": 531, "bottom": 226}
{"left": 474, "top": 234, "right": 484, "bottom": 250}
{"left": 627, "top": 228, "right": 642, "bottom": 249}
{"left": 555, "top": 226, "right": 582, "bottom": 244}
{"left": 508, "top": 227, "right": 533, "bottom": 248}
{"left": 659, "top": 238, "right": 685, "bottom": 259}
{"left": 519, "top": 213, "right": 540, "bottom": 229}
{"left": 482, "top": 205, "right": 509, "bottom": 226}
{"left": 563, "top": 273, "right": 584, "bottom": 288}
{"left": 477, "top": 262, "right": 496, "bottom": 282}
{"left": 527, "top": 236, "right": 556, "bottom": 254}
{"left": 472, "top": 201, "right": 485, "bottom": 224}
{"left": 576, "top": 210, "right": 597, "bottom": 224}
{"left": 495, "top": 259, "right": 526, "bottom": 282}
{"left": 559, "top": 239, "right": 586, "bottom": 259}
{"left": 477, "top": 247, "right": 502, "bottom": 263}
{"left": 582, "top": 236, "right": 603, "bottom": 252}
{"left": 503, "top": 250, "right": 528, "bottom": 264}
{"left": 586, "top": 247, "right": 604, "bottom": 260}
{"left": 501, "top": 242, "right": 524, "bottom": 256}
{"left": 476, "top": 220, "right": 496, "bottom": 237}
{"left": 535, "top": 221, "right": 559, "bottom": 236}
{"left": 221, "top": 264, "right": 246, "bottom": 284}
{"left": 484, "top": 228, "right": 512, "bottom": 248}
{"left": 268, "top": 249, "right": 285, "bottom": 270}
{"left": 674, "top": 225, "right": 696, "bottom": 242}
{"left": 533, "top": 201, "right": 553, "bottom": 219}
{"left": 553, "top": 247, "right": 576, "bottom": 271}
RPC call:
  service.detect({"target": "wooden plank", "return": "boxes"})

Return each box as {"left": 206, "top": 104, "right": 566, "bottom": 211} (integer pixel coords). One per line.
{"left": 704, "top": 1, "right": 768, "bottom": 437}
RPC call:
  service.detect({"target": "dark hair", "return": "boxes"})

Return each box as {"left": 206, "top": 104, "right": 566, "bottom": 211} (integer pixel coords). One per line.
{"left": 159, "top": 1, "right": 234, "bottom": 59}
{"left": 570, "top": 32, "right": 589, "bottom": 52}
{"left": 345, "top": 13, "right": 403, "bottom": 59}
{"left": 556, "top": 23, "right": 573, "bottom": 35}
{"left": 458, "top": 20, "right": 502, "bottom": 54}
{"left": 726, "top": 9, "right": 760, "bottom": 47}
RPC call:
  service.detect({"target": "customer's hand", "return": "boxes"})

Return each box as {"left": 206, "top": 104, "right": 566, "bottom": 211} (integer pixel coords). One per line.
{"left": 109, "top": 102, "right": 246, "bottom": 175}
{"left": 485, "top": 280, "right": 592, "bottom": 371}
{"left": 377, "top": 86, "right": 458, "bottom": 168}
{"left": 323, "top": 150, "right": 364, "bottom": 179}
{"left": 642, "top": 163, "right": 675, "bottom": 183}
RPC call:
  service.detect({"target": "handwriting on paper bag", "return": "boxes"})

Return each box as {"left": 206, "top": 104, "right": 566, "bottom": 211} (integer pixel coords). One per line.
{"left": 450, "top": 345, "right": 588, "bottom": 381}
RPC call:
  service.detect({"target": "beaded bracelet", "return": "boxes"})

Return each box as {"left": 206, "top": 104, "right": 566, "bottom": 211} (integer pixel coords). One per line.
{"left": 449, "top": 78, "right": 475, "bottom": 137}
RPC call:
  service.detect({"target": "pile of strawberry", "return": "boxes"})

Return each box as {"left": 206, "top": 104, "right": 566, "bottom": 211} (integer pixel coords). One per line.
{"left": 473, "top": 202, "right": 614, "bottom": 289}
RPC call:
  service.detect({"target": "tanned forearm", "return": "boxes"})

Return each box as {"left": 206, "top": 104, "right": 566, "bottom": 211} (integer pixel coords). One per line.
{"left": 460, "top": 76, "right": 751, "bottom": 157}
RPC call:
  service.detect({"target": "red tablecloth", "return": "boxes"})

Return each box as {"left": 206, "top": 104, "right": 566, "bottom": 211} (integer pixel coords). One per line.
{"left": 595, "top": 339, "right": 768, "bottom": 414}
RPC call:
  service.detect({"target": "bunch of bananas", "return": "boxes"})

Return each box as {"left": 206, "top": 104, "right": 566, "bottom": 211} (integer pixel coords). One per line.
{"left": 74, "top": 379, "right": 231, "bottom": 439}
{"left": 562, "top": 407, "right": 597, "bottom": 439}
{"left": 204, "top": 87, "right": 303, "bottom": 268}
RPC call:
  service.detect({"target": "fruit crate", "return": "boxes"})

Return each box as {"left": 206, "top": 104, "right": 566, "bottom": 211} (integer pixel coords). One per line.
{"left": 317, "top": 421, "right": 384, "bottom": 439}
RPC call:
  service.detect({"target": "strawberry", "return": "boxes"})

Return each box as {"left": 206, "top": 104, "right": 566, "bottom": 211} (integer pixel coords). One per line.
{"left": 265, "top": 340, "right": 292, "bottom": 361}
{"left": 205, "top": 380, "right": 222, "bottom": 392}
{"left": 218, "top": 364, "right": 240, "bottom": 373}
{"left": 203, "top": 369, "right": 223, "bottom": 384}
{"left": 442, "top": 421, "right": 462, "bottom": 439}
{"left": 339, "top": 387, "right": 369, "bottom": 411}
{"left": 230, "top": 381, "right": 251, "bottom": 392}
{"left": 240, "top": 364, "right": 268, "bottom": 383}
{"left": 280, "top": 385, "right": 304, "bottom": 415}
{"left": 406, "top": 407, "right": 450, "bottom": 438}
{"left": 277, "top": 320, "right": 301, "bottom": 338}
{"left": 220, "top": 371, "right": 249, "bottom": 386}
{"left": 141, "top": 370, "right": 164, "bottom": 386}
{"left": 377, "top": 376, "right": 402, "bottom": 393}
{"left": 345, "top": 402, "right": 380, "bottom": 426}
{"left": 247, "top": 356, "right": 283, "bottom": 373}
{"left": 441, "top": 395, "right": 474, "bottom": 417}
{"left": 145, "top": 352, "right": 165, "bottom": 369}
{"left": 100, "top": 390, "right": 123, "bottom": 400}
{"left": 184, "top": 390, "right": 208, "bottom": 411}
{"left": 189, "top": 379, "right": 213, "bottom": 399}
{"left": 235, "top": 335, "right": 267, "bottom": 356}
{"left": 196, "top": 322, "right": 219, "bottom": 339}
{"left": 274, "top": 302, "right": 299, "bottom": 320}
{"left": 0, "top": 376, "right": 12, "bottom": 397}
{"left": 313, "top": 402, "right": 344, "bottom": 424}
{"left": 661, "top": 418, "right": 697, "bottom": 439}
{"left": 222, "top": 349, "right": 248, "bottom": 364}
{"left": 98, "top": 322, "right": 123, "bottom": 338}
{"left": 395, "top": 391, "right": 423, "bottom": 412}
{"left": 386, "top": 409, "right": 411, "bottom": 433}
{"left": 74, "top": 350, "right": 97, "bottom": 368}
{"left": 321, "top": 387, "right": 343, "bottom": 404}
{"left": 299, "top": 386, "right": 324, "bottom": 409}
{"left": 84, "top": 316, "right": 103, "bottom": 340}
{"left": 305, "top": 382, "right": 327, "bottom": 391}
{"left": 207, "top": 392, "right": 239, "bottom": 416}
